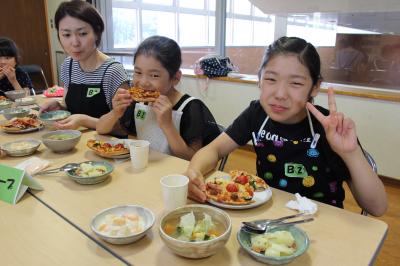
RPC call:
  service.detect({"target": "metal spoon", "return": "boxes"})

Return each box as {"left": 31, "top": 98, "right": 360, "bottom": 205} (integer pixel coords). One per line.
{"left": 34, "top": 163, "right": 80, "bottom": 176}
{"left": 242, "top": 217, "right": 314, "bottom": 234}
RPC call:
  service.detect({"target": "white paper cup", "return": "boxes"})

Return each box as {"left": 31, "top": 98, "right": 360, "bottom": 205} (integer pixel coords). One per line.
{"left": 160, "top": 174, "right": 189, "bottom": 211}
{"left": 129, "top": 140, "right": 150, "bottom": 169}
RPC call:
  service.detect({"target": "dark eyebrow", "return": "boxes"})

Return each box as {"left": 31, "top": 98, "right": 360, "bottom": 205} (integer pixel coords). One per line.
{"left": 60, "top": 27, "right": 88, "bottom": 32}
{"left": 264, "top": 70, "right": 307, "bottom": 80}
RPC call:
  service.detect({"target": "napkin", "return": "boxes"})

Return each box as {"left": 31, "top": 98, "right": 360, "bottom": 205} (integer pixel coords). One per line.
{"left": 16, "top": 157, "right": 50, "bottom": 176}
{"left": 286, "top": 193, "right": 318, "bottom": 214}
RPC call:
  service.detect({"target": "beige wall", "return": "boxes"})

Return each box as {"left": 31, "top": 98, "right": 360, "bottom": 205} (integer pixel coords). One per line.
{"left": 178, "top": 76, "right": 400, "bottom": 180}
{"left": 46, "top": 0, "right": 64, "bottom": 84}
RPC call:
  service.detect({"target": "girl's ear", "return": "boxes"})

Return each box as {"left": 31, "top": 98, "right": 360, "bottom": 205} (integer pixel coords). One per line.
{"left": 310, "top": 80, "right": 321, "bottom": 98}
{"left": 173, "top": 70, "right": 182, "bottom": 85}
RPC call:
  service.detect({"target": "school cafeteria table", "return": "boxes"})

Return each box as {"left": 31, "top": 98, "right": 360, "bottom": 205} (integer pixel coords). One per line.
{"left": 0, "top": 194, "right": 125, "bottom": 266}
{"left": 0, "top": 128, "right": 388, "bottom": 266}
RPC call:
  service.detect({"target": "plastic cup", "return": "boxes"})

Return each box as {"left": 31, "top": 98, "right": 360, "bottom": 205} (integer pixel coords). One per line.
{"left": 129, "top": 140, "right": 150, "bottom": 169}
{"left": 160, "top": 174, "right": 189, "bottom": 211}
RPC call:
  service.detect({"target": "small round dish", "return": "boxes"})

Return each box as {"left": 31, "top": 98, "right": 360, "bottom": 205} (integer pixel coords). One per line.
{"left": 66, "top": 161, "right": 114, "bottom": 185}
{"left": 1, "top": 138, "right": 41, "bottom": 157}
{"left": 39, "top": 110, "right": 71, "bottom": 126}
{"left": 1, "top": 107, "right": 30, "bottom": 120}
{"left": 237, "top": 225, "right": 309, "bottom": 265}
{"left": 91, "top": 205, "right": 155, "bottom": 245}
{"left": 15, "top": 97, "right": 36, "bottom": 106}
{"left": 0, "top": 100, "right": 13, "bottom": 110}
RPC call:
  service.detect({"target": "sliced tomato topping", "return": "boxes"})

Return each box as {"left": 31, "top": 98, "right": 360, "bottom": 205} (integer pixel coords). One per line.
{"left": 226, "top": 183, "right": 239, "bottom": 192}
{"left": 234, "top": 174, "right": 249, "bottom": 185}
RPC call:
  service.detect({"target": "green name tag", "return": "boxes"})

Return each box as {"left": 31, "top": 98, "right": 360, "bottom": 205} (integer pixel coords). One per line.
{"left": 87, "top": 88, "right": 100, "bottom": 97}
{"left": 0, "top": 164, "right": 43, "bottom": 204}
{"left": 284, "top": 163, "right": 308, "bottom": 178}
{"left": 135, "top": 109, "right": 147, "bottom": 120}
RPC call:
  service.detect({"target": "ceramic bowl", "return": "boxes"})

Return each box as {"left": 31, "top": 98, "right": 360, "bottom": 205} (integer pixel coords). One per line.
{"left": 4, "top": 90, "right": 26, "bottom": 100}
{"left": 237, "top": 225, "right": 309, "bottom": 265}
{"left": 1, "top": 107, "right": 30, "bottom": 120}
{"left": 39, "top": 110, "right": 71, "bottom": 126}
{"left": 41, "top": 130, "right": 81, "bottom": 153}
{"left": 91, "top": 205, "right": 155, "bottom": 244}
{"left": 15, "top": 96, "right": 36, "bottom": 106}
{"left": 159, "top": 204, "right": 232, "bottom": 259}
{"left": 0, "top": 100, "right": 13, "bottom": 110}
{"left": 66, "top": 161, "right": 113, "bottom": 185}
{"left": 1, "top": 138, "right": 41, "bottom": 157}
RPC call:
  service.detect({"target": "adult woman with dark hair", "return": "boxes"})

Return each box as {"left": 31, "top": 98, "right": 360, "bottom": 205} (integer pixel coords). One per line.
{"left": 40, "top": 0, "right": 129, "bottom": 130}
{"left": 186, "top": 36, "right": 387, "bottom": 217}
{"left": 0, "top": 37, "right": 33, "bottom": 97}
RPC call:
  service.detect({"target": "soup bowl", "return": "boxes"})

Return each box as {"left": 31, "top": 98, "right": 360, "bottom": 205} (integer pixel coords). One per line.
{"left": 1, "top": 138, "right": 41, "bottom": 157}
{"left": 1, "top": 107, "right": 30, "bottom": 120}
{"left": 41, "top": 130, "right": 81, "bottom": 153}
{"left": 4, "top": 90, "right": 26, "bottom": 100}
{"left": 39, "top": 110, "right": 71, "bottom": 126}
{"left": 159, "top": 204, "right": 232, "bottom": 258}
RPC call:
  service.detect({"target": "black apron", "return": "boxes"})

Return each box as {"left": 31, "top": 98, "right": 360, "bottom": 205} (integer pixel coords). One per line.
{"left": 65, "top": 59, "right": 116, "bottom": 118}
{"left": 252, "top": 110, "right": 344, "bottom": 208}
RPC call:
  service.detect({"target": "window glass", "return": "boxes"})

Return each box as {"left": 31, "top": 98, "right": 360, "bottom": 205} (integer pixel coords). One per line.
{"left": 179, "top": 0, "right": 204, "bottom": 10}
{"left": 179, "top": 14, "right": 209, "bottom": 46}
{"left": 142, "top": 10, "right": 176, "bottom": 40}
{"left": 112, "top": 8, "right": 138, "bottom": 48}
{"left": 253, "top": 19, "right": 274, "bottom": 46}
{"left": 232, "top": 0, "right": 251, "bottom": 16}
{"left": 231, "top": 18, "right": 252, "bottom": 46}
{"left": 142, "top": 0, "right": 173, "bottom": 6}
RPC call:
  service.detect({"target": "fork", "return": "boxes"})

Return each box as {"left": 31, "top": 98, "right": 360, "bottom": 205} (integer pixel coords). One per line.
{"left": 242, "top": 213, "right": 314, "bottom": 234}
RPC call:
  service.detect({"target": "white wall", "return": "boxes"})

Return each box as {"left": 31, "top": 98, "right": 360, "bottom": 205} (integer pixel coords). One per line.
{"left": 178, "top": 76, "right": 400, "bottom": 180}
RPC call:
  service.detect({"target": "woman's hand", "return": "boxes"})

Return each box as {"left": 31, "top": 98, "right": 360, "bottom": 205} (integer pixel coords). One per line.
{"left": 306, "top": 88, "right": 358, "bottom": 156}
{"left": 54, "top": 114, "right": 84, "bottom": 130}
{"left": 39, "top": 100, "right": 63, "bottom": 114}
{"left": 111, "top": 88, "right": 132, "bottom": 118}
{"left": 185, "top": 169, "right": 207, "bottom": 202}
{"left": 150, "top": 95, "right": 173, "bottom": 129}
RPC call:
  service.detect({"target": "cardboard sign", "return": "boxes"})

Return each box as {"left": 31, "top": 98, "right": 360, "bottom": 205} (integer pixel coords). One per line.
{"left": 0, "top": 164, "right": 43, "bottom": 204}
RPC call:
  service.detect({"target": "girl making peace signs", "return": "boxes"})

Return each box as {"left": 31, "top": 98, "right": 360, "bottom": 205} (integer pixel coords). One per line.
{"left": 186, "top": 36, "right": 387, "bottom": 216}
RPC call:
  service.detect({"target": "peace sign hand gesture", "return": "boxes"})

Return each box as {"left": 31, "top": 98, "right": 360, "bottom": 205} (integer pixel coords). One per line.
{"left": 306, "top": 88, "right": 358, "bottom": 156}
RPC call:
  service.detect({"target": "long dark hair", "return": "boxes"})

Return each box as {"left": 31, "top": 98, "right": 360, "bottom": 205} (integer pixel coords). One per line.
{"left": 55, "top": 1, "right": 104, "bottom": 47}
{"left": 258, "top": 36, "right": 322, "bottom": 86}
{"left": 134, "top": 36, "right": 182, "bottom": 79}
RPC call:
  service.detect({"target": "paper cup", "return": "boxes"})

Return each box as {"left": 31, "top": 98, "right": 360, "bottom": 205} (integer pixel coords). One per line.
{"left": 160, "top": 174, "right": 189, "bottom": 211}
{"left": 129, "top": 140, "right": 150, "bottom": 169}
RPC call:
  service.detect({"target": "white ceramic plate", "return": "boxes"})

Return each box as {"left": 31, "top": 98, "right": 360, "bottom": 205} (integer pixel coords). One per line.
{"left": 205, "top": 175, "right": 272, "bottom": 210}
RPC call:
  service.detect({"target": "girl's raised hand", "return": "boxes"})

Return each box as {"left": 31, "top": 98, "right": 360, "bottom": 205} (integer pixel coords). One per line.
{"left": 2, "top": 65, "right": 17, "bottom": 83}
{"left": 306, "top": 88, "right": 358, "bottom": 156}
{"left": 150, "top": 95, "right": 173, "bottom": 128}
{"left": 111, "top": 88, "right": 132, "bottom": 117}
